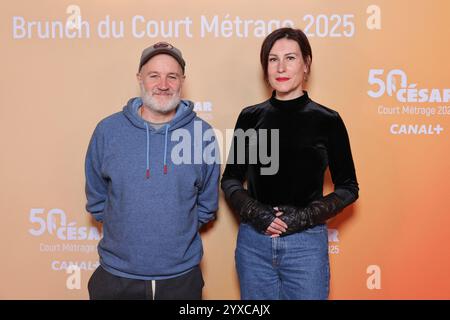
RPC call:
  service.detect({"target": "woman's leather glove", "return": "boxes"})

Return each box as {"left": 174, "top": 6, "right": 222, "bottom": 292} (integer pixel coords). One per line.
{"left": 228, "top": 190, "right": 276, "bottom": 233}
{"left": 277, "top": 193, "right": 345, "bottom": 235}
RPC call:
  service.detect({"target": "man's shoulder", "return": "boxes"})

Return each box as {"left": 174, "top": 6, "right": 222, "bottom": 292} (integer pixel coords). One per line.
{"left": 192, "top": 115, "right": 215, "bottom": 130}
{"left": 96, "top": 111, "right": 126, "bottom": 130}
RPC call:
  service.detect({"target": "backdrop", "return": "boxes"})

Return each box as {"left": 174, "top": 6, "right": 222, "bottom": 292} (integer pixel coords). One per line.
{"left": 1, "top": 0, "right": 449, "bottom": 299}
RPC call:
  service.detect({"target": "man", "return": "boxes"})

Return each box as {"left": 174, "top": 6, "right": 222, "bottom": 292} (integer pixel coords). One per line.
{"left": 85, "top": 42, "right": 219, "bottom": 300}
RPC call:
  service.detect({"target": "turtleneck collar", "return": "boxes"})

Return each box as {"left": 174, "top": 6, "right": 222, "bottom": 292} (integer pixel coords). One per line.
{"left": 270, "top": 90, "right": 310, "bottom": 111}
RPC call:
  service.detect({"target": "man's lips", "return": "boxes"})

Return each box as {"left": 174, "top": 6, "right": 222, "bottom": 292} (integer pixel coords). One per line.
{"left": 275, "top": 77, "right": 290, "bottom": 82}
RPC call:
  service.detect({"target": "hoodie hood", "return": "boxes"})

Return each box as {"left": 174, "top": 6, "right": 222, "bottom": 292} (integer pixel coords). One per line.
{"left": 123, "top": 97, "right": 196, "bottom": 133}
{"left": 122, "top": 97, "right": 197, "bottom": 178}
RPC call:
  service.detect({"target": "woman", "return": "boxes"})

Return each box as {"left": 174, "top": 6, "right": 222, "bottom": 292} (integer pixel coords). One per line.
{"left": 221, "top": 27, "right": 359, "bottom": 300}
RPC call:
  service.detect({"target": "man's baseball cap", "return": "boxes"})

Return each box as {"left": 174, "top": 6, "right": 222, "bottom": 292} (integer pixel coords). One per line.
{"left": 138, "top": 42, "right": 186, "bottom": 73}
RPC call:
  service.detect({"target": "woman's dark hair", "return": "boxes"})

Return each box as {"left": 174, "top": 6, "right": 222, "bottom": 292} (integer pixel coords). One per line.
{"left": 260, "top": 27, "right": 312, "bottom": 80}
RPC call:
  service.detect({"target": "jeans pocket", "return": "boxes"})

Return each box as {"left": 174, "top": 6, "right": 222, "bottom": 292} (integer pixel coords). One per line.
{"left": 304, "top": 223, "right": 327, "bottom": 234}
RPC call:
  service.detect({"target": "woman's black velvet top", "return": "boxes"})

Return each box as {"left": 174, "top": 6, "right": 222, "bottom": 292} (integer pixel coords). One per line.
{"left": 221, "top": 91, "right": 359, "bottom": 209}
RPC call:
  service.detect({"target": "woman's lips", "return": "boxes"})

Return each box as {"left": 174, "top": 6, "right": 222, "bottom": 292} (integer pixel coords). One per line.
{"left": 275, "top": 77, "right": 290, "bottom": 82}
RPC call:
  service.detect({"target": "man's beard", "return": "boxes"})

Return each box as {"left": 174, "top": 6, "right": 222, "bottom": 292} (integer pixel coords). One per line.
{"left": 140, "top": 84, "right": 181, "bottom": 114}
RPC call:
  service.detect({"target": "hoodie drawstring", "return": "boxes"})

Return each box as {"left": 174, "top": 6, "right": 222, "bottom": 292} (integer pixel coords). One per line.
{"left": 144, "top": 122, "right": 170, "bottom": 178}
{"left": 163, "top": 124, "right": 169, "bottom": 175}
{"left": 145, "top": 122, "right": 150, "bottom": 179}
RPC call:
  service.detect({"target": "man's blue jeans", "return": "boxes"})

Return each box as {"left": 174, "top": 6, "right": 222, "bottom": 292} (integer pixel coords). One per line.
{"left": 235, "top": 223, "right": 330, "bottom": 300}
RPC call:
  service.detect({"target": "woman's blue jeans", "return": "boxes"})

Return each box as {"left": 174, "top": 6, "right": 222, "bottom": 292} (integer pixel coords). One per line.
{"left": 235, "top": 223, "right": 330, "bottom": 300}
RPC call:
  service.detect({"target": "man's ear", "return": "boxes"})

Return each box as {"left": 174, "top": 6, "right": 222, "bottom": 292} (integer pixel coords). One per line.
{"left": 136, "top": 72, "right": 142, "bottom": 83}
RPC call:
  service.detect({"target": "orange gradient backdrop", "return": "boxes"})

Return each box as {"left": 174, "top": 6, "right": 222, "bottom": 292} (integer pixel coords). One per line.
{"left": 1, "top": 0, "right": 449, "bottom": 299}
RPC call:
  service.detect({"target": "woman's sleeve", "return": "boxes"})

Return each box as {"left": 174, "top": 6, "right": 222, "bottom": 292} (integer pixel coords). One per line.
{"left": 277, "top": 113, "right": 359, "bottom": 234}
{"left": 327, "top": 112, "right": 359, "bottom": 207}
{"left": 220, "top": 109, "right": 277, "bottom": 232}
{"left": 220, "top": 110, "right": 250, "bottom": 198}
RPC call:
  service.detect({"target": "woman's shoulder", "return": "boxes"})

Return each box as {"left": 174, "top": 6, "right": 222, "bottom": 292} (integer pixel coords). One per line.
{"left": 235, "top": 99, "right": 272, "bottom": 122}
{"left": 307, "top": 98, "right": 341, "bottom": 119}
{"left": 241, "top": 98, "right": 272, "bottom": 114}
{"left": 231, "top": 99, "right": 271, "bottom": 129}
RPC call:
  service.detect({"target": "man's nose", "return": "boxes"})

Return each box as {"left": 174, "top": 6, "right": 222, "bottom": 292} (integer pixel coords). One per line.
{"left": 157, "top": 77, "right": 169, "bottom": 90}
